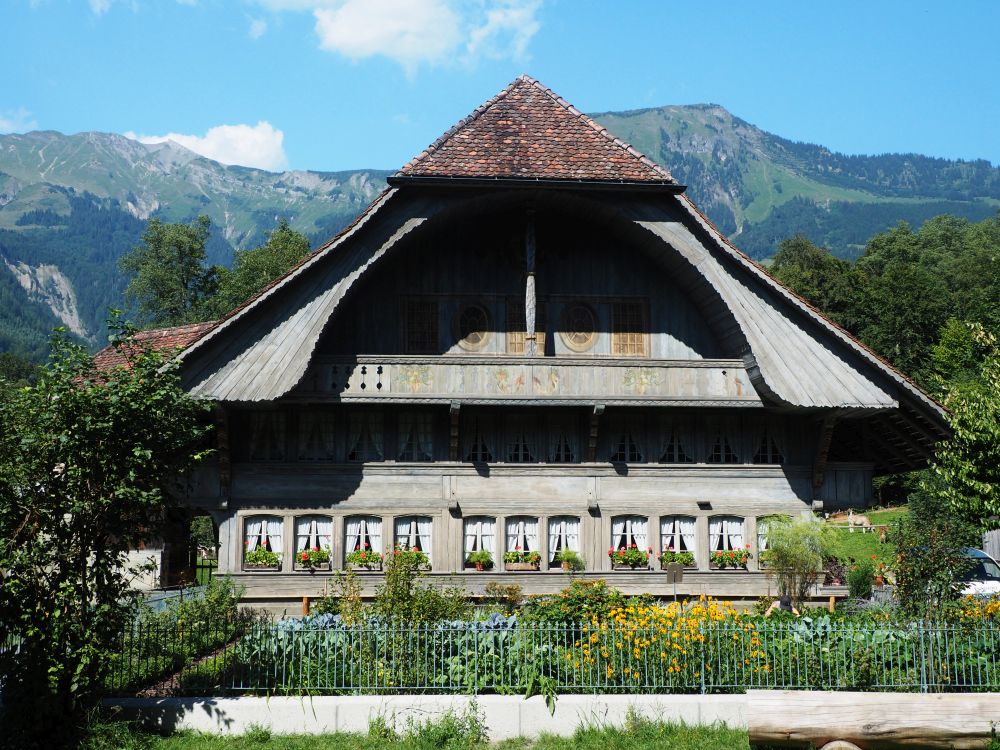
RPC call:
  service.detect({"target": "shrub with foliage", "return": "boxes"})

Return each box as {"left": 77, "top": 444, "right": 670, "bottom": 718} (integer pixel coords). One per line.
{"left": 555, "top": 549, "right": 586, "bottom": 571}
{"left": 761, "top": 516, "right": 835, "bottom": 606}
{"left": 374, "top": 543, "right": 471, "bottom": 623}
{"left": 467, "top": 549, "right": 494, "bottom": 568}
{"left": 0, "top": 323, "right": 210, "bottom": 745}
{"left": 522, "top": 580, "right": 630, "bottom": 623}
{"left": 847, "top": 558, "right": 876, "bottom": 599}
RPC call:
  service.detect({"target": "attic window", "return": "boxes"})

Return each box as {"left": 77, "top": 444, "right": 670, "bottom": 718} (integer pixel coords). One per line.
{"left": 753, "top": 434, "right": 784, "bottom": 465}
{"left": 610, "top": 431, "right": 643, "bottom": 463}
{"left": 611, "top": 301, "right": 647, "bottom": 357}
{"left": 455, "top": 304, "right": 491, "bottom": 351}
{"left": 405, "top": 299, "right": 438, "bottom": 354}
{"left": 659, "top": 432, "right": 693, "bottom": 464}
{"left": 560, "top": 303, "right": 597, "bottom": 353}
{"left": 707, "top": 436, "right": 740, "bottom": 464}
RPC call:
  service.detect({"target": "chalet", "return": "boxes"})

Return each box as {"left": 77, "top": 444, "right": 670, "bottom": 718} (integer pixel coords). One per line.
{"left": 122, "top": 77, "right": 949, "bottom": 609}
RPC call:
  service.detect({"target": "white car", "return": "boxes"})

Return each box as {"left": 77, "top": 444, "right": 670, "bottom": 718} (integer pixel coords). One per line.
{"left": 959, "top": 548, "right": 1000, "bottom": 597}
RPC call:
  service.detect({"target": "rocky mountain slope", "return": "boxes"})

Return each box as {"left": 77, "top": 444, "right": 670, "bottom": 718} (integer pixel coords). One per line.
{"left": 1, "top": 106, "right": 997, "bottom": 357}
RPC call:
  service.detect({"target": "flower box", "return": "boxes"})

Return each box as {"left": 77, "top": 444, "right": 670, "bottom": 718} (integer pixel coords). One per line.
{"left": 505, "top": 562, "right": 540, "bottom": 571}
{"left": 349, "top": 562, "right": 383, "bottom": 572}
{"left": 659, "top": 551, "right": 696, "bottom": 569}
{"left": 243, "top": 564, "right": 281, "bottom": 572}
{"left": 710, "top": 548, "right": 752, "bottom": 570}
{"left": 612, "top": 563, "right": 649, "bottom": 571}
{"left": 608, "top": 546, "right": 651, "bottom": 570}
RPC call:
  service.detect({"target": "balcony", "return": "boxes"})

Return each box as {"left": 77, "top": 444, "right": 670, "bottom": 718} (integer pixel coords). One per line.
{"left": 292, "top": 356, "right": 762, "bottom": 406}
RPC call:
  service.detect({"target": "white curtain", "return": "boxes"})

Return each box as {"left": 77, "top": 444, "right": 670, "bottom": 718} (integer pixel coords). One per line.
{"left": 367, "top": 516, "right": 383, "bottom": 553}
{"left": 661, "top": 516, "right": 677, "bottom": 551}
{"left": 632, "top": 517, "right": 647, "bottom": 549}
{"left": 245, "top": 518, "right": 264, "bottom": 550}
{"left": 726, "top": 517, "right": 744, "bottom": 550}
{"left": 346, "top": 516, "right": 362, "bottom": 551}
{"left": 506, "top": 517, "right": 539, "bottom": 552}
{"left": 395, "top": 516, "right": 412, "bottom": 547}
{"left": 416, "top": 516, "right": 433, "bottom": 557}
{"left": 548, "top": 417, "right": 578, "bottom": 462}
{"left": 679, "top": 517, "right": 696, "bottom": 553}
{"left": 709, "top": 517, "right": 724, "bottom": 551}
{"left": 548, "top": 519, "right": 561, "bottom": 560}
{"left": 265, "top": 517, "right": 282, "bottom": 553}
{"left": 296, "top": 517, "right": 315, "bottom": 551}
{"left": 612, "top": 517, "right": 627, "bottom": 549}
{"left": 464, "top": 517, "right": 495, "bottom": 556}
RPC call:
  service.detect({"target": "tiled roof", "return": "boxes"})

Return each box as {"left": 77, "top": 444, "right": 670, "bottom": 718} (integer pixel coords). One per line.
{"left": 397, "top": 75, "right": 676, "bottom": 184}
{"left": 93, "top": 321, "right": 217, "bottom": 370}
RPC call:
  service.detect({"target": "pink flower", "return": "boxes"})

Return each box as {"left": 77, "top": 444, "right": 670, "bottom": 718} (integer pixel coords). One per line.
{"left": 301, "top": 552, "right": 308, "bottom": 562}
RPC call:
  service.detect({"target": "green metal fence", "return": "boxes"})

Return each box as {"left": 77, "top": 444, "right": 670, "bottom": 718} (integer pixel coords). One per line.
{"left": 95, "top": 618, "right": 1000, "bottom": 697}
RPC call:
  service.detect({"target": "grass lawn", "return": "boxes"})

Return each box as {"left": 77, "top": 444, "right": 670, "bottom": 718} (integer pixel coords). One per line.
{"left": 825, "top": 506, "right": 908, "bottom": 565}
{"left": 92, "top": 722, "right": 751, "bottom": 750}
{"left": 195, "top": 559, "right": 218, "bottom": 586}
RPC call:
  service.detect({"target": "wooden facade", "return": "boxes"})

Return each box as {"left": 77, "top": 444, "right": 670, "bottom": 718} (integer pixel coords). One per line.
{"left": 162, "top": 77, "right": 948, "bottom": 610}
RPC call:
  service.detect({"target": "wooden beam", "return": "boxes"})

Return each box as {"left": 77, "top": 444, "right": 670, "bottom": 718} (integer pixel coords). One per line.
{"left": 449, "top": 402, "right": 461, "bottom": 461}
{"left": 812, "top": 412, "right": 839, "bottom": 493}
{"left": 587, "top": 404, "right": 605, "bottom": 463}
{"left": 213, "top": 405, "right": 231, "bottom": 508}
{"left": 524, "top": 207, "right": 537, "bottom": 357}
{"left": 879, "top": 417, "right": 934, "bottom": 462}
{"left": 748, "top": 689, "right": 1000, "bottom": 749}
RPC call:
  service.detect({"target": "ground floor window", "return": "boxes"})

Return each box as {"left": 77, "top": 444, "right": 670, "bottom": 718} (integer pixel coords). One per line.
{"left": 547, "top": 516, "right": 580, "bottom": 564}
{"left": 243, "top": 515, "right": 282, "bottom": 569}
{"left": 345, "top": 515, "right": 382, "bottom": 553}
{"left": 611, "top": 515, "right": 648, "bottom": 550}
{"left": 505, "top": 517, "right": 540, "bottom": 562}
{"left": 464, "top": 516, "right": 496, "bottom": 568}
{"left": 395, "top": 515, "right": 432, "bottom": 556}
{"left": 661, "top": 515, "right": 696, "bottom": 553}
{"left": 709, "top": 516, "right": 745, "bottom": 551}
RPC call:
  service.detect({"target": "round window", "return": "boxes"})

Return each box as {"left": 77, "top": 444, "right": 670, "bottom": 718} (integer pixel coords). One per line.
{"left": 559, "top": 303, "right": 597, "bottom": 352}
{"left": 456, "top": 304, "right": 491, "bottom": 351}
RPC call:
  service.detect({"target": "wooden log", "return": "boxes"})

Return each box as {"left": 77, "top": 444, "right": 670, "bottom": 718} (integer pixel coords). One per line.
{"left": 302, "top": 596, "right": 309, "bottom": 616}
{"left": 747, "top": 690, "right": 1000, "bottom": 749}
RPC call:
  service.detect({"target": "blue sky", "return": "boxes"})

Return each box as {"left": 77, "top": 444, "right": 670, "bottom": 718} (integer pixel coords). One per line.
{"left": 2, "top": 0, "right": 999, "bottom": 172}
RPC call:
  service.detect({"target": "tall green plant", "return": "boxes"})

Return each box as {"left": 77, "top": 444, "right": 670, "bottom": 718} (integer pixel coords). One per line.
{"left": 763, "top": 515, "right": 835, "bottom": 607}
{"left": 0, "top": 320, "right": 211, "bottom": 745}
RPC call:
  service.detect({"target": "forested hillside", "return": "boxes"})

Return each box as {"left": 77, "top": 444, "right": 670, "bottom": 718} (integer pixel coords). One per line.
{"left": 2, "top": 106, "right": 998, "bottom": 361}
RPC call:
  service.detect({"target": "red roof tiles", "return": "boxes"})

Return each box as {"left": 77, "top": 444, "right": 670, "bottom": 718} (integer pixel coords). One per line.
{"left": 397, "top": 75, "right": 676, "bottom": 184}
{"left": 93, "top": 321, "right": 217, "bottom": 370}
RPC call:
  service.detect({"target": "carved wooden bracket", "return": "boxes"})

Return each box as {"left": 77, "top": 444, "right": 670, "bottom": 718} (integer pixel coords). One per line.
{"left": 449, "top": 401, "right": 461, "bottom": 461}
{"left": 213, "top": 404, "right": 231, "bottom": 509}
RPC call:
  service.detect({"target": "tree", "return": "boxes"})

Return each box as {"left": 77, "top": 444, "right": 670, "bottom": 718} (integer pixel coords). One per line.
{"left": 119, "top": 215, "right": 218, "bottom": 326}
{"left": 208, "top": 218, "right": 310, "bottom": 317}
{"left": 0, "top": 322, "right": 211, "bottom": 745}
{"left": 770, "top": 235, "right": 859, "bottom": 329}
{"left": 932, "top": 324, "right": 1000, "bottom": 532}
{"left": 762, "top": 515, "right": 835, "bottom": 607}
{"left": 189, "top": 514, "right": 217, "bottom": 555}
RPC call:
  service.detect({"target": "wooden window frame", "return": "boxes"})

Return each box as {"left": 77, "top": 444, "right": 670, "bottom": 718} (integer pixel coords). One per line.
{"left": 403, "top": 298, "right": 439, "bottom": 355}
{"left": 611, "top": 300, "right": 648, "bottom": 358}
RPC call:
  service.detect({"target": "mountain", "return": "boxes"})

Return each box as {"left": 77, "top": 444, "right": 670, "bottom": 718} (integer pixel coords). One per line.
{"left": 1, "top": 108, "right": 998, "bottom": 359}
{"left": 0, "top": 131, "right": 389, "bottom": 356}
{"left": 591, "top": 104, "right": 1000, "bottom": 258}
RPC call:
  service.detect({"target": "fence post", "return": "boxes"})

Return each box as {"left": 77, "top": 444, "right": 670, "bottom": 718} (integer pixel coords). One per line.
{"left": 474, "top": 625, "right": 479, "bottom": 696}
{"left": 918, "top": 619, "right": 928, "bottom": 694}
{"left": 700, "top": 621, "right": 706, "bottom": 695}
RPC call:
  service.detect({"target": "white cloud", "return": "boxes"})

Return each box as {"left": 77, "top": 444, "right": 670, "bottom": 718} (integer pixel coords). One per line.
{"left": 250, "top": 0, "right": 541, "bottom": 72}
{"left": 125, "top": 121, "right": 288, "bottom": 171}
{"left": 89, "top": 0, "right": 112, "bottom": 14}
{"left": 248, "top": 16, "right": 267, "bottom": 39}
{"left": 0, "top": 107, "right": 39, "bottom": 134}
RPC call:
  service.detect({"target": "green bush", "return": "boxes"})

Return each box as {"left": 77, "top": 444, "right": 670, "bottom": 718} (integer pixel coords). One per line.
{"left": 522, "top": 580, "right": 631, "bottom": 623}
{"left": 847, "top": 558, "right": 875, "bottom": 599}
{"left": 763, "top": 515, "right": 835, "bottom": 607}
{"left": 374, "top": 545, "right": 471, "bottom": 623}
{"left": 554, "top": 549, "right": 586, "bottom": 572}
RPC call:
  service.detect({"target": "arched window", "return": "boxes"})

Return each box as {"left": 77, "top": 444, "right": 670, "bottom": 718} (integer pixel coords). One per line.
{"left": 394, "top": 515, "right": 433, "bottom": 557}
{"left": 611, "top": 515, "right": 648, "bottom": 551}
{"left": 294, "top": 515, "right": 332, "bottom": 569}
{"left": 660, "top": 516, "right": 696, "bottom": 554}
{"left": 345, "top": 515, "right": 382, "bottom": 554}
{"left": 708, "top": 516, "right": 745, "bottom": 552}
{"left": 463, "top": 516, "right": 496, "bottom": 568}
{"left": 505, "top": 516, "right": 540, "bottom": 554}
{"left": 547, "top": 516, "right": 581, "bottom": 565}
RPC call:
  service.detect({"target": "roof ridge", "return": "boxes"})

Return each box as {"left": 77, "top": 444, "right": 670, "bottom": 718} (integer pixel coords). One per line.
{"left": 396, "top": 78, "right": 524, "bottom": 176}
{"left": 397, "top": 75, "right": 674, "bottom": 183}
{"left": 516, "top": 75, "right": 675, "bottom": 182}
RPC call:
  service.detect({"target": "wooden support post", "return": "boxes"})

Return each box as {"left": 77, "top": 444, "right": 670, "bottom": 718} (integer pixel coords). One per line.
{"left": 213, "top": 405, "right": 231, "bottom": 509}
{"left": 524, "top": 208, "right": 537, "bottom": 357}
{"left": 449, "top": 402, "right": 461, "bottom": 461}
{"left": 828, "top": 595, "right": 836, "bottom": 613}
{"left": 812, "top": 412, "right": 839, "bottom": 496}
{"left": 302, "top": 596, "right": 310, "bottom": 616}
{"left": 588, "top": 404, "right": 604, "bottom": 463}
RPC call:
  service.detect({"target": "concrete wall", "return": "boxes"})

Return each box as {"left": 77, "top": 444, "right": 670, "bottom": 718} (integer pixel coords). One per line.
{"left": 106, "top": 694, "right": 747, "bottom": 738}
